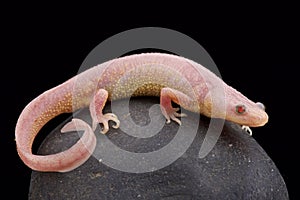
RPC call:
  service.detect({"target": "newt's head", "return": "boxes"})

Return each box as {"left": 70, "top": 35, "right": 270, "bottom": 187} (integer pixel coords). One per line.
{"left": 226, "top": 100, "right": 268, "bottom": 127}
{"left": 203, "top": 85, "right": 269, "bottom": 127}
{"left": 224, "top": 87, "right": 269, "bottom": 127}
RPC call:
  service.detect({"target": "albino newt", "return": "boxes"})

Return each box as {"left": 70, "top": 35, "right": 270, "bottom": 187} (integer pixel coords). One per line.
{"left": 15, "top": 53, "right": 268, "bottom": 172}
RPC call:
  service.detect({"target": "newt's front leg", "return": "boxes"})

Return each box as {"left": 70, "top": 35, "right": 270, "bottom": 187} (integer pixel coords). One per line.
{"left": 89, "top": 89, "right": 120, "bottom": 134}
{"left": 160, "top": 87, "right": 196, "bottom": 125}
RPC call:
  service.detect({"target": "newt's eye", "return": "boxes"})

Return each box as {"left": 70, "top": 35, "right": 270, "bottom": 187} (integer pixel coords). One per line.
{"left": 235, "top": 104, "right": 246, "bottom": 114}
{"left": 256, "top": 102, "right": 265, "bottom": 110}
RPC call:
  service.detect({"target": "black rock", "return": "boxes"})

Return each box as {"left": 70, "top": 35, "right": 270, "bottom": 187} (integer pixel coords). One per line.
{"left": 29, "top": 97, "right": 289, "bottom": 200}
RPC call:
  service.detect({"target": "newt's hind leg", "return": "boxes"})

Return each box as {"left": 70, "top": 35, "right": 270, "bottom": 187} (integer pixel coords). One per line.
{"left": 160, "top": 88, "right": 197, "bottom": 125}
{"left": 89, "top": 89, "right": 120, "bottom": 134}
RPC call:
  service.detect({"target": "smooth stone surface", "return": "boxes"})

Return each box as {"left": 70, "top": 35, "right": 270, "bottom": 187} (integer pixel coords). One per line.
{"left": 29, "top": 97, "right": 289, "bottom": 200}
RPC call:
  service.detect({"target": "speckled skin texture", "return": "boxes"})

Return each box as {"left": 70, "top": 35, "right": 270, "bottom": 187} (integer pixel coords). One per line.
{"left": 15, "top": 53, "right": 268, "bottom": 172}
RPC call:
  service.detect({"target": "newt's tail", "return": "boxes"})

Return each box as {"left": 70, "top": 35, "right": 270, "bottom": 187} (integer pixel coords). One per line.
{"left": 15, "top": 79, "right": 96, "bottom": 172}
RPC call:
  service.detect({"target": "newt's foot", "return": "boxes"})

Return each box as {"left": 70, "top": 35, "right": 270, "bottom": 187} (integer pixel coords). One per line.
{"left": 92, "top": 113, "right": 120, "bottom": 134}
{"left": 89, "top": 89, "right": 120, "bottom": 134}
{"left": 241, "top": 125, "right": 252, "bottom": 136}
{"left": 161, "top": 107, "right": 187, "bottom": 125}
{"left": 160, "top": 87, "right": 192, "bottom": 126}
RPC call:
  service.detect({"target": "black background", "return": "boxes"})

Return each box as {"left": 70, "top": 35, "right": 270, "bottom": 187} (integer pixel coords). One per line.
{"left": 1, "top": 3, "right": 299, "bottom": 199}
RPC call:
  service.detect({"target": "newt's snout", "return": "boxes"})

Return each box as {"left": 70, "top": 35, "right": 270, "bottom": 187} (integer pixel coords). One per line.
{"left": 249, "top": 109, "right": 269, "bottom": 127}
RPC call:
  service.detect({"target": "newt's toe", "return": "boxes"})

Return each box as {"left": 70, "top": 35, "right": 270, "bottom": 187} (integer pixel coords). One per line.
{"left": 161, "top": 107, "right": 186, "bottom": 126}
{"left": 94, "top": 113, "right": 120, "bottom": 134}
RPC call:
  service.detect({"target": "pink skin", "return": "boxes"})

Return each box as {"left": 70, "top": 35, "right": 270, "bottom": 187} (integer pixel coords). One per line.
{"left": 89, "top": 89, "right": 120, "bottom": 133}
{"left": 17, "top": 118, "right": 96, "bottom": 172}
{"left": 15, "top": 53, "right": 268, "bottom": 172}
